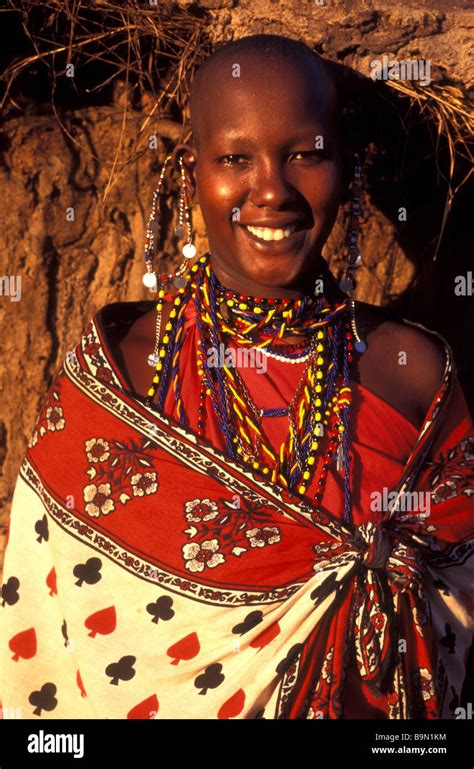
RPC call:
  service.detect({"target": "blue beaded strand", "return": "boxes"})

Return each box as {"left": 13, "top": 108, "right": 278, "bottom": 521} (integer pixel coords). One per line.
{"left": 341, "top": 325, "right": 352, "bottom": 525}
{"left": 154, "top": 289, "right": 186, "bottom": 415}
{"left": 206, "top": 270, "right": 236, "bottom": 456}
{"left": 194, "top": 267, "right": 235, "bottom": 453}
{"left": 261, "top": 407, "right": 288, "bottom": 417}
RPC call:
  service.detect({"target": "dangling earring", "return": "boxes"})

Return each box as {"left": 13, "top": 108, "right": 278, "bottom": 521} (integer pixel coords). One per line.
{"left": 173, "top": 154, "right": 197, "bottom": 288}
{"left": 339, "top": 153, "right": 362, "bottom": 293}
{"left": 142, "top": 152, "right": 197, "bottom": 294}
{"left": 339, "top": 154, "right": 367, "bottom": 353}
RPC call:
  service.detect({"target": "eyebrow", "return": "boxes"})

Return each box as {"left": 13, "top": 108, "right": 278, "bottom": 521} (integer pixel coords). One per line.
{"left": 212, "top": 129, "right": 326, "bottom": 148}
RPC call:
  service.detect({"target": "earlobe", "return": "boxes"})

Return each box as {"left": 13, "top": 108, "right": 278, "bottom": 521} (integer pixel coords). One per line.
{"left": 172, "top": 143, "right": 198, "bottom": 203}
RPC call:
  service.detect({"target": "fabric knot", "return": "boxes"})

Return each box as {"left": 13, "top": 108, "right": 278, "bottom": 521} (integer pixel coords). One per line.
{"left": 358, "top": 521, "right": 393, "bottom": 571}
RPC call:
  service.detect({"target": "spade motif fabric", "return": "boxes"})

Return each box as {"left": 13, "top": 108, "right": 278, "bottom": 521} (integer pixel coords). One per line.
{"left": 1, "top": 299, "right": 473, "bottom": 719}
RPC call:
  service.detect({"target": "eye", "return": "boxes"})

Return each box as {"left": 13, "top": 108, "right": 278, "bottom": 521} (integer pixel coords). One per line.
{"left": 290, "top": 150, "right": 325, "bottom": 162}
{"left": 218, "top": 154, "right": 248, "bottom": 166}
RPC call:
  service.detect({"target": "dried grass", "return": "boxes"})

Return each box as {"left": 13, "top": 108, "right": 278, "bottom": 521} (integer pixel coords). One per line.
{"left": 1, "top": 0, "right": 210, "bottom": 204}
{"left": 1, "top": 0, "right": 472, "bottom": 258}
{"left": 386, "top": 79, "right": 473, "bottom": 259}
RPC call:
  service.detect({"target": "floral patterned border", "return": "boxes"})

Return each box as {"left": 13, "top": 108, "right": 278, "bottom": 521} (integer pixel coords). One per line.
{"left": 181, "top": 496, "right": 282, "bottom": 574}
{"left": 19, "top": 455, "right": 304, "bottom": 607}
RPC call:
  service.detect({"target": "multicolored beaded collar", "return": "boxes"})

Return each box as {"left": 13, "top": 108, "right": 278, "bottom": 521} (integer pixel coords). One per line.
{"left": 145, "top": 252, "right": 361, "bottom": 524}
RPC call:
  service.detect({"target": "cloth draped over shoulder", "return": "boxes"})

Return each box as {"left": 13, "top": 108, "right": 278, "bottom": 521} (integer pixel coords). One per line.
{"left": 1, "top": 298, "right": 473, "bottom": 720}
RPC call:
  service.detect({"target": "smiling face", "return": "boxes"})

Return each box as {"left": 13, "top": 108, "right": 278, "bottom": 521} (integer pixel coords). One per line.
{"left": 180, "top": 51, "right": 344, "bottom": 298}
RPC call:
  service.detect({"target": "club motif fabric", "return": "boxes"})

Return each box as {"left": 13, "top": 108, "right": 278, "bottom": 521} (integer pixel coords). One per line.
{"left": 1, "top": 300, "right": 473, "bottom": 719}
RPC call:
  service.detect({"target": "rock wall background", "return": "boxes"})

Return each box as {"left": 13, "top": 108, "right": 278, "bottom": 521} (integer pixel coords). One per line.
{"left": 0, "top": 0, "right": 473, "bottom": 575}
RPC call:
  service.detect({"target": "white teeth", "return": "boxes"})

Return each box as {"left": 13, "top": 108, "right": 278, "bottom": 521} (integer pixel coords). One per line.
{"left": 245, "top": 224, "right": 297, "bottom": 241}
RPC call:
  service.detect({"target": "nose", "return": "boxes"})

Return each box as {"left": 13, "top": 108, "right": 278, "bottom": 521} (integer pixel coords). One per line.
{"left": 248, "top": 158, "right": 295, "bottom": 209}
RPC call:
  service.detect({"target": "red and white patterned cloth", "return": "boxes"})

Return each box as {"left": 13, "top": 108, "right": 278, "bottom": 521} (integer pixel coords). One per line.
{"left": 1, "top": 300, "right": 473, "bottom": 719}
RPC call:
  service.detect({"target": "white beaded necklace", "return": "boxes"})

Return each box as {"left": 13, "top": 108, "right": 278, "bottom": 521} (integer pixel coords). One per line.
{"left": 254, "top": 345, "right": 311, "bottom": 364}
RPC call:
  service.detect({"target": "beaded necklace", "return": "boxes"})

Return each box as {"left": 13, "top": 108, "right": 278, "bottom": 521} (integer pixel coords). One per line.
{"left": 254, "top": 343, "right": 312, "bottom": 364}
{"left": 145, "top": 251, "right": 356, "bottom": 524}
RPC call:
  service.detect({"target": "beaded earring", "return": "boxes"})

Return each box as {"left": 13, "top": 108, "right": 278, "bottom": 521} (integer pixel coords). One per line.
{"left": 142, "top": 152, "right": 197, "bottom": 295}
{"left": 339, "top": 153, "right": 363, "bottom": 294}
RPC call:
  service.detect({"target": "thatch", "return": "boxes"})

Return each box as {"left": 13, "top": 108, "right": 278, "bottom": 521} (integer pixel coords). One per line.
{"left": 1, "top": 0, "right": 472, "bottom": 257}
{"left": 385, "top": 79, "right": 473, "bottom": 260}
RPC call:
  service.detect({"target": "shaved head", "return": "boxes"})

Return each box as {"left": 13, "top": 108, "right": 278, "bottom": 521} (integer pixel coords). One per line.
{"left": 180, "top": 33, "right": 346, "bottom": 299}
{"left": 189, "top": 34, "right": 340, "bottom": 152}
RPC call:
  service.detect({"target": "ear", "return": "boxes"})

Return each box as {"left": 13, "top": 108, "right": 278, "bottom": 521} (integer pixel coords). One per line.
{"left": 172, "top": 143, "right": 199, "bottom": 204}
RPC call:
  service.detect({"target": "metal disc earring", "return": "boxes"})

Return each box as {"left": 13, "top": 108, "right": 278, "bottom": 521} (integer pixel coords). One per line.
{"left": 339, "top": 153, "right": 363, "bottom": 294}
{"left": 142, "top": 152, "right": 197, "bottom": 294}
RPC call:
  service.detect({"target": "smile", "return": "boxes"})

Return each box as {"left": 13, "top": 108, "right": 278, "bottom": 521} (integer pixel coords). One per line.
{"left": 242, "top": 224, "right": 297, "bottom": 241}
{"left": 238, "top": 221, "right": 307, "bottom": 254}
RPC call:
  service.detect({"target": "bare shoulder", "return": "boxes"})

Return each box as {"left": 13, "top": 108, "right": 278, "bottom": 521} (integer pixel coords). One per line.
{"left": 354, "top": 302, "right": 447, "bottom": 425}
{"left": 112, "top": 297, "right": 174, "bottom": 399}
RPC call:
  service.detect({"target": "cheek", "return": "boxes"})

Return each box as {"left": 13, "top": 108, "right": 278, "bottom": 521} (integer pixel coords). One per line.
{"left": 200, "top": 186, "right": 240, "bottom": 228}
{"left": 196, "top": 166, "right": 240, "bottom": 219}
{"left": 311, "top": 163, "right": 343, "bottom": 208}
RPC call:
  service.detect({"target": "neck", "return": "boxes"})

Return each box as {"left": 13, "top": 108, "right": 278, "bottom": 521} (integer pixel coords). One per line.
{"left": 209, "top": 253, "right": 344, "bottom": 303}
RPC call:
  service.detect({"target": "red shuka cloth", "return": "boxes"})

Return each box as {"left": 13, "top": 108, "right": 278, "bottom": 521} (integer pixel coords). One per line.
{"left": 0, "top": 296, "right": 473, "bottom": 719}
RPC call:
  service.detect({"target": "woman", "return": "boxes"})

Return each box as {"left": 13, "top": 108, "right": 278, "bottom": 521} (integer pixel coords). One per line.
{"left": 1, "top": 34, "right": 473, "bottom": 720}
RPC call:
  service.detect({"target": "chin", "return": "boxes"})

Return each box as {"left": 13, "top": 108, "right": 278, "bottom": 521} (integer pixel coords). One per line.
{"left": 239, "top": 253, "right": 311, "bottom": 289}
